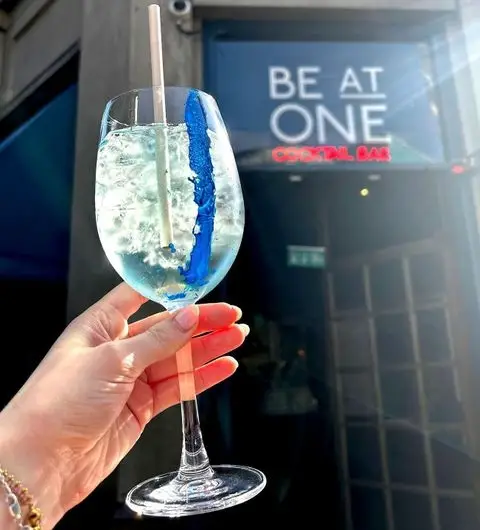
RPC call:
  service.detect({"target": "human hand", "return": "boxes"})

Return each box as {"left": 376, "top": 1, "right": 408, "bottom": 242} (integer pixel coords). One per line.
{"left": 0, "top": 283, "right": 246, "bottom": 529}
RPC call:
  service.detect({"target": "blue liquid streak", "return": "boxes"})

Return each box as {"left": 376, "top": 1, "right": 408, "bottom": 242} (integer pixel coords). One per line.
{"left": 167, "top": 292, "right": 187, "bottom": 301}
{"left": 180, "top": 89, "right": 216, "bottom": 287}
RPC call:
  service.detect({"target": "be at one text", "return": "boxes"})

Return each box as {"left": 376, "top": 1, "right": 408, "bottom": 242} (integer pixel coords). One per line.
{"left": 269, "top": 65, "right": 392, "bottom": 145}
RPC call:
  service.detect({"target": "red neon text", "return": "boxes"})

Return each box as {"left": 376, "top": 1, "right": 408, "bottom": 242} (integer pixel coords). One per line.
{"left": 272, "top": 145, "right": 392, "bottom": 163}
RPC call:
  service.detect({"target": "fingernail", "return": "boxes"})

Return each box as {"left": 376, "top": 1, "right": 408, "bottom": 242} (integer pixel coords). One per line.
{"left": 174, "top": 306, "right": 199, "bottom": 331}
{"left": 231, "top": 305, "right": 242, "bottom": 321}
{"left": 238, "top": 324, "right": 250, "bottom": 337}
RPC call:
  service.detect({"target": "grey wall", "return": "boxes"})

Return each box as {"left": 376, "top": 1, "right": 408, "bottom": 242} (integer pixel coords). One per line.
{"left": 0, "top": 0, "right": 81, "bottom": 119}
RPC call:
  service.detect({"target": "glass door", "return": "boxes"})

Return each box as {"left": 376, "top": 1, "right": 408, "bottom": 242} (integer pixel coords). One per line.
{"left": 325, "top": 173, "right": 479, "bottom": 530}
{"left": 215, "top": 171, "right": 343, "bottom": 528}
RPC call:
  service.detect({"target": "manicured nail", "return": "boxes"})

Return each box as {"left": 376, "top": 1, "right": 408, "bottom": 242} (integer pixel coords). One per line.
{"left": 231, "top": 305, "right": 242, "bottom": 321}
{"left": 174, "top": 306, "right": 199, "bottom": 331}
{"left": 238, "top": 324, "right": 250, "bottom": 337}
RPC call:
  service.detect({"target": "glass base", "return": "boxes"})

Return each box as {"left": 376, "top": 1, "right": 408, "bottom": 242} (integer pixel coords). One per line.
{"left": 125, "top": 465, "right": 266, "bottom": 518}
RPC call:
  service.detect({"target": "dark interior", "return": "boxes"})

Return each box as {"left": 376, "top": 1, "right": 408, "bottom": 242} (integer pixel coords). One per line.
{"left": 193, "top": 169, "right": 477, "bottom": 530}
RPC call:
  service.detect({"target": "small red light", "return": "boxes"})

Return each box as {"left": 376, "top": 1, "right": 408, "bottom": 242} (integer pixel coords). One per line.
{"left": 451, "top": 165, "right": 466, "bottom": 174}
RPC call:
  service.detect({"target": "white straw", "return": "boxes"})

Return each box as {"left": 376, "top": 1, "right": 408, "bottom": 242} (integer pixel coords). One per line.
{"left": 148, "top": 3, "right": 173, "bottom": 247}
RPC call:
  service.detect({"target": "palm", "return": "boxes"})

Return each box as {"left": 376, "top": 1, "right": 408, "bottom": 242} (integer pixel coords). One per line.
{"left": 75, "top": 379, "right": 154, "bottom": 503}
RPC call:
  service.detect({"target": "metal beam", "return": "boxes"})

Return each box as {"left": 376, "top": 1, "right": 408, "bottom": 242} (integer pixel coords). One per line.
{"left": 193, "top": 0, "right": 456, "bottom": 11}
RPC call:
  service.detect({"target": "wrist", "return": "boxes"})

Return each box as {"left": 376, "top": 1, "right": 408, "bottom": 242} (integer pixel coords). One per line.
{"left": 0, "top": 414, "right": 65, "bottom": 529}
{"left": 0, "top": 495, "right": 17, "bottom": 530}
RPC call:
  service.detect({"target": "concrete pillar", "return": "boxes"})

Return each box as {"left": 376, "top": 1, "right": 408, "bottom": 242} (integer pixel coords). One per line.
{"left": 458, "top": 1, "right": 480, "bottom": 161}
{"left": 0, "top": 11, "right": 10, "bottom": 92}
{"left": 459, "top": 0, "right": 480, "bottom": 116}
{"left": 68, "top": 0, "right": 199, "bottom": 503}
{"left": 444, "top": 12, "right": 480, "bottom": 157}
{"left": 456, "top": 0, "right": 480, "bottom": 465}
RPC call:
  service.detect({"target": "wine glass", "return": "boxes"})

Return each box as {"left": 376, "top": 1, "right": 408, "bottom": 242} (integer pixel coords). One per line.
{"left": 95, "top": 86, "right": 266, "bottom": 517}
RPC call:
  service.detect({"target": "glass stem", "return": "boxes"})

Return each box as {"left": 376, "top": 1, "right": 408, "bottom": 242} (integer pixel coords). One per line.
{"left": 177, "top": 398, "right": 214, "bottom": 480}
{"left": 176, "top": 343, "right": 214, "bottom": 481}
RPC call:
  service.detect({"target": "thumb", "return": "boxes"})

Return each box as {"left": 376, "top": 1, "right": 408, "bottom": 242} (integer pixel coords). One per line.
{"left": 117, "top": 305, "right": 199, "bottom": 377}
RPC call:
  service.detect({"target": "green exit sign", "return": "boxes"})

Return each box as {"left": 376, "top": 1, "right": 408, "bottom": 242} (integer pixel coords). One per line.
{"left": 287, "top": 245, "right": 326, "bottom": 269}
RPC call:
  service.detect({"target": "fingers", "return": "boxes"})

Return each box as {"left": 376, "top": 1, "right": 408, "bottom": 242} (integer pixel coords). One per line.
{"left": 152, "top": 357, "right": 238, "bottom": 416}
{"left": 128, "top": 303, "right": 242, "bottom": 338}
{"left": 68, "top": 283, "right": 148, "bottom": 346}
{"left": 96, "top": 283, "right": 148, "bottom": 320}
{"left": 116, "top": 305, "right": 200, "bottom": 378}
{"left": 125, "top": 303, "right": 244, "bottom": 381}
{"left": 145, "top": 324, "right": 248, "bottom": 384}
